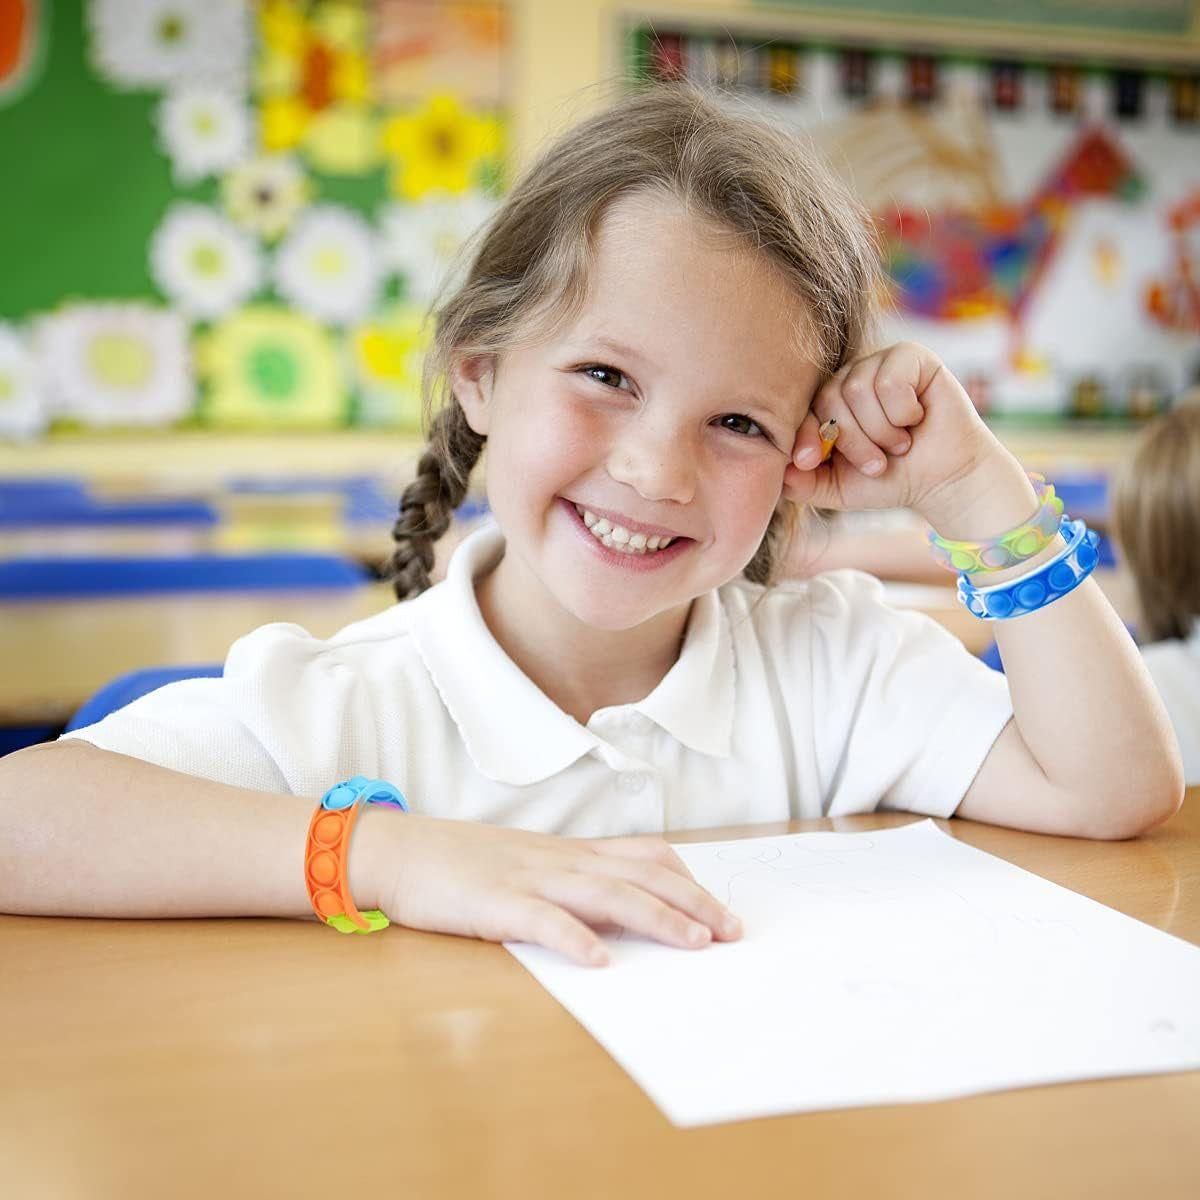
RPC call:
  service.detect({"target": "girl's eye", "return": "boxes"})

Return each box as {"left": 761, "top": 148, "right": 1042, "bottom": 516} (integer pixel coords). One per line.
{"left": 717, "top": 413, "right": 768, "bottom": 440}
{"left": 580, "top": 364, "right": 629, "bottom": 390}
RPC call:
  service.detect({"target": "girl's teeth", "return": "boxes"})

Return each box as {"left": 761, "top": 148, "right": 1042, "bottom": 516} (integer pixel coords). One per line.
{"left": 573, "top": 503, "right": 674, "bottom": 555}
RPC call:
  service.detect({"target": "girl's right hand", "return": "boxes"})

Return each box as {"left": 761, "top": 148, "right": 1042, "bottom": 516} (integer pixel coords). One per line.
{"left": 360, "top": 810, "right": 743, "bottom": 966}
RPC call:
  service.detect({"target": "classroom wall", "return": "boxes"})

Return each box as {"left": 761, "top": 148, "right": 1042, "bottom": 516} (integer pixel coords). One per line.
{"left": 507, "top": 0, "right": 1200, "bottom": 166}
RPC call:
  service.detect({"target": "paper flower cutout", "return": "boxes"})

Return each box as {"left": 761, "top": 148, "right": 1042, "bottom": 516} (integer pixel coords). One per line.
{"left": 198, "top": 305, "right": 344, "bottom": 428}
{"left": 379, "top": 191, "right": 496, "bottom": 306}
{"left": 221, "top": 154, "right": 310, "bottom": 241}
{"left": 34, "top": 303, "right": 192, "bottom": 427}
{"left": 350, "top": 303, "right": 430, "bottom": 429}
{"left": 150, "top": 202, "right": 263, "bottom": 320}
{"left": 381, "top": 93, "right": 502, "bottom": 200}
{"left": 87, "top": 0, "right": 250, "bottom": 93}
{"left": 0, "top": 324, "right": 45, "bottom": 440}
{"left": 155, "top": 85, "right": 252, "bottom": 183}
{"left": 274, "top": 204, "right": 383, "bottom": 326}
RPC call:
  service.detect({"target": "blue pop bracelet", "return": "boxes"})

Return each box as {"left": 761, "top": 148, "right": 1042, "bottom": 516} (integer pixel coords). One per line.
{"left": 957, "top": 517, "right": 1099, "bottom": 620}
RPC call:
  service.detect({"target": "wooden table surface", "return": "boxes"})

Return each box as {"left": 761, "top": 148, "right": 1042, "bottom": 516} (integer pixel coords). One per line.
{"left": 1, "top": 792, "right": 1196, "bottom": 1200}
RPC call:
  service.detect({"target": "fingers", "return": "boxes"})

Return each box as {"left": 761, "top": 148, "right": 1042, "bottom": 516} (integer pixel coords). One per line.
{"left": 588, "top": 834, "right": 694, "bottom": 880}
{"left": 581, "top": 853, "right": 742, "bottom": 941}
{"left": 500, "top": 895, "right": 612, "bottom": 967}
{"left": 840, "top": 356, "right": 911, "bottom": 459}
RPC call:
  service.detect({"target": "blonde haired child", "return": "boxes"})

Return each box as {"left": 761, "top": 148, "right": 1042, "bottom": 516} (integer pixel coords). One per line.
{"left": 1112, "top": 400, "right": 1200, "bottom": 784}
{"left": 0, "top": 86, "right": 1182, "bottom": 966}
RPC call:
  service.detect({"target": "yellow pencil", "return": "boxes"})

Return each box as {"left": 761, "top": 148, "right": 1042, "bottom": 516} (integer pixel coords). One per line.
{"left": 818, "top": 417, "right": 839, "bottom": 464}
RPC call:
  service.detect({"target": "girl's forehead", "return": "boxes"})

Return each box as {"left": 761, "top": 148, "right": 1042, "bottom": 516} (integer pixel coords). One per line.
{"left": 571, "top": 194, "right": 818, "bottom": 373}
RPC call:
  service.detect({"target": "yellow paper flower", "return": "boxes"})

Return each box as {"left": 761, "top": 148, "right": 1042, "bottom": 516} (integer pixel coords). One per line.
{"left": 199, "top": 306, "right": 345, "bottom": 428}
{"left": 259, "top": 0, "right": 307, "bottom": 57}
{"left": 261, "top": 94, "right": 310, "bottom": 151}
{"left": 304, "top": 103, "right": 380, "bottom": 175}
{"left": 351, "top": 304, "right": 430, "bottom": 429}
{"left": 382, "top": 93, "right": 501, "bottom": 200}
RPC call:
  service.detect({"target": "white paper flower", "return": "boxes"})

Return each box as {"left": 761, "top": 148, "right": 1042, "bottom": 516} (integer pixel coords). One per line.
{"left": 222, "top": 154, "right": 310, "bottom": 241}
{"left": 379, "top": 192, "right": 497, "bottom": 305}
{"left": 274, "top": 205, "right": 384, "bottom": 326}
{"left": 150, "top": 202, "right": 263, "bottom": 320}
{"left": 34, "top": 303, "right": 192, "bottom": 427}
{"left": 87, "top": 0, "right": 250, "bottom": 92}
{"left": 156, "top": 86, "right": 251, "bottom": 183}
{"left": 0, "top": 325, "right": 45, "bottom": 440}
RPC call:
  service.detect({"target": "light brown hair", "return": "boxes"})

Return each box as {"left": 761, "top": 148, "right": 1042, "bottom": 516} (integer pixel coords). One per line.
{"left": 1111, "top": 400, "right": 1200, "bottom": 643}
{"left": 388, "top": 81, "right": 884, "bottom": 601}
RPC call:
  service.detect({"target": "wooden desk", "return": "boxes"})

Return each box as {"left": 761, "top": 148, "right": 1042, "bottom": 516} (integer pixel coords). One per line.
{"left": 2, "top": 793, "right": 1197, "bottom": 1199}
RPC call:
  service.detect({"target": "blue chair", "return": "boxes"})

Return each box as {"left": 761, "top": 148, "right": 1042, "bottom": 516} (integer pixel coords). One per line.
{"left": 65, "top": 664, "right": 223, "bottom": 733}
{"left": 0, "top": 552, "right": 370, "bottom": 598}
{"left": 0, "top": 476, "right": 219, "bottom": 528}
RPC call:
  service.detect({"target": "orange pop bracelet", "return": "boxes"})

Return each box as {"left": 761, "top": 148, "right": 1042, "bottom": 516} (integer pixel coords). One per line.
{"left": 304, "top": 776, "right": 408, "bottom": 934}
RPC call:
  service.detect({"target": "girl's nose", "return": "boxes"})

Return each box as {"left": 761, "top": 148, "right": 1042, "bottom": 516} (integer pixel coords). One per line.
{"left": 606, "top": 423, "right": 697, "bottom": 505}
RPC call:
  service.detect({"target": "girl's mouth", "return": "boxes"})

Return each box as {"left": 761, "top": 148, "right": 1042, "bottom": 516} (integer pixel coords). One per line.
{"left": 558, "top": 497, "right": 693, "bottom": 571}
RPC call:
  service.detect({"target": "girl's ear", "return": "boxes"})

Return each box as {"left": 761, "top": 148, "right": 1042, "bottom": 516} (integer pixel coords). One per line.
{"left": 450, "top": 354, "right": 496, "bottom": 436}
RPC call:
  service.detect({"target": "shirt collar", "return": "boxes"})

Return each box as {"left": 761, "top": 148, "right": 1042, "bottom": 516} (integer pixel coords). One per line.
{"left": 408, "top": 522, "right": 735, "bottom": 785}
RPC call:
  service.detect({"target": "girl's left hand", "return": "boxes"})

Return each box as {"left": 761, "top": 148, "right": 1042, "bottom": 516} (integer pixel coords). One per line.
{"left": 782, "top": 341, "right": 1007, "bottom": 527}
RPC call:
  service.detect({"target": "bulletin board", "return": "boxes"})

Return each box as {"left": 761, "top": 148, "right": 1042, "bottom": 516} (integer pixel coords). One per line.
{"left": 0, "top": 0, "right": 509, "bottom": 440}
{"left": 627, "top": 13, "right": 1200, "bottom": 421}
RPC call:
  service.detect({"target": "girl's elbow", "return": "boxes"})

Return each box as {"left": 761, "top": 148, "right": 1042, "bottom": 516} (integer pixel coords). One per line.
{"left": 1091, "top": 770, "right": 1185, "bottom": 841}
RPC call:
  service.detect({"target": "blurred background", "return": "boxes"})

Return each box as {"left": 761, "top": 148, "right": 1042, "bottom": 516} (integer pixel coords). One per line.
{"left": 1, "top": 0, "right": 1198, "bottom": 750}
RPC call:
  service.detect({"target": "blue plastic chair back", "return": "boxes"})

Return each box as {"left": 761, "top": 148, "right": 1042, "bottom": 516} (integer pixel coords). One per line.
{"left": 0, "top": 552, "right": 369, "bottom": 600}
{"left": 66, "top": 664, "right": 223, "bottom": 733}
{"left": 0, "top": 552, "right": 370, "bottom": 598}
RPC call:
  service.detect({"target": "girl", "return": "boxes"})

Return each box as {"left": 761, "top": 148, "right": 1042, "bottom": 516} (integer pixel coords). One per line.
{"left": 1112, "top": 400, "right": 1200, "bottom": 785}
{"left": 0, "top": 86, "right": 1182, "bottom": 967}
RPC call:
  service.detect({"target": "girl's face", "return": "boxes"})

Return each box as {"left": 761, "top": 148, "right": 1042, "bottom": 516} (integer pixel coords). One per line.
{"left": 454, "top": 191, "right": 825, "bottom": 633}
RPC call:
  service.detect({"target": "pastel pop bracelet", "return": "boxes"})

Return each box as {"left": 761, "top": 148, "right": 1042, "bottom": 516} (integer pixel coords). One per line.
{"left": 304, "top": 775, "right": 408, "bottom": 934}
{"left": 928, "top": 472, "right": 1065, "bottom": 574}
{"left": 956, "top": 517, "right": 1099, "bottom": 620}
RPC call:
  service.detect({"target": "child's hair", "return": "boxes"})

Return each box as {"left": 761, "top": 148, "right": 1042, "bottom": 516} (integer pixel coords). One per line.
{"left": 1111, "top": 400, "right": 1200, "bottom": 644}
{"left": 388, "top": 81, "right": 884, "bottom": 601}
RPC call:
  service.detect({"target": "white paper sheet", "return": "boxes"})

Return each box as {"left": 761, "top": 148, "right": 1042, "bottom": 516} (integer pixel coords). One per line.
{"left": 505, "top": 820, "right": 1200, "bottom": 1126}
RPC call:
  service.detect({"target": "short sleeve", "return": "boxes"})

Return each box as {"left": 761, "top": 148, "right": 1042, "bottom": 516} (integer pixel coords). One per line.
{"left": 804, "top": 570, "right": 1013, "bottom": 818}
{"left": 57, "top": 620, "right": 378, "bottom": 795}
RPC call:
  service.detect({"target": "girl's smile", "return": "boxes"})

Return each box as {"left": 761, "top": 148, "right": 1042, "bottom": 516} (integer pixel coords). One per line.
{"left": 557, "top": 496, "right": 695, "bottom": 572}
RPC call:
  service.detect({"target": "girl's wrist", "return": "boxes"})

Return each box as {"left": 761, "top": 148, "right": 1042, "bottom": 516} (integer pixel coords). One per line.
{"left": 915, "top": 456, "right": 1039, "bottom": 548}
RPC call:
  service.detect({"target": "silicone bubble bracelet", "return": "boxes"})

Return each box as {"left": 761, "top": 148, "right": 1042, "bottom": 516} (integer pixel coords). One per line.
{"left": 929, "top": 472, "right": 1065, "bottom": 574}
{"left": 304, "top": 776, "right": 408, "bottom": 934}
{"left": 957, "top": 517, "right": 1099, "bottom": 621}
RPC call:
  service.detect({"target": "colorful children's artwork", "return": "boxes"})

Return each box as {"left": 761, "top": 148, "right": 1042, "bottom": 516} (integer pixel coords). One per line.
{"left": 508, "top": 820, "right": 1200, "bottom": 1127}
{"left": 633, "top": 26, "right": 1200, "bottom": 416}
{"left": 0, "top": 0, "right": 509, "bottom": 437}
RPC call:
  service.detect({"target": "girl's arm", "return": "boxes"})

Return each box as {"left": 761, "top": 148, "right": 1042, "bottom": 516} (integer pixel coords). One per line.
{"left": 0, "top": 740, "right": 740, "bottom": 965}
{"left": 917, "top": 459, "right": 1182, "bottom": 839}
{"left": 784, "top": 342, "right": 1184, "bottom": 840}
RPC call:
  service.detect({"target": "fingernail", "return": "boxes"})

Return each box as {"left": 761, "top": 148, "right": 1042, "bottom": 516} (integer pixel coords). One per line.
{"left": 863, "top": 459, "right": 886, "bottom": 476}
{"left": 895, "top": 437, "right": 911, "bottom": 454}
{"left": 795, "top": 447, "right": 818, "bottom": 466}
{"left": 687, "top": 923, "right": 710, "bottom": 946}
{"left": 722, "top": 915, "right": 742, "bottom": 936}
{"left": 589, "top": 944, "right": 609, "bottom": 966}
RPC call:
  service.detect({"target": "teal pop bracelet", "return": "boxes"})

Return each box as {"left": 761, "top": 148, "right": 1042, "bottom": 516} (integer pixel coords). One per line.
{"left": 929, "top": 472, "right": 1065, "bottom": 574}
{"left": 956, "top": 517, "right": 1099, "bottom": 620}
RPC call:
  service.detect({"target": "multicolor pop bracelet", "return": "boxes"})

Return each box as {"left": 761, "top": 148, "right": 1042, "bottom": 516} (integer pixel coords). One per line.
{"left": 957, "top": 517, "right": 1099, "bottom": 620}
{"left": 928, "top": 472, "right": 1065, "bottom": 574}
{"left": 304, "top": 775, "right": 408, "bottom": 934}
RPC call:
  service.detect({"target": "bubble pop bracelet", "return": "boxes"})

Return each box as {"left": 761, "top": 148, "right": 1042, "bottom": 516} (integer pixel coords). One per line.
{"left": 304, "top": 776, "right": 408, "bottom": 934}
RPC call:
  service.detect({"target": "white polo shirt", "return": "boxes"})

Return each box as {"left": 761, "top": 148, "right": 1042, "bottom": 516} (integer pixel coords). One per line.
{"left": 1140, "top": 622, "right": 1200, "bottom": 786}
{"left": 62, "top": 522, "right": 1013, "bottom": 836}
